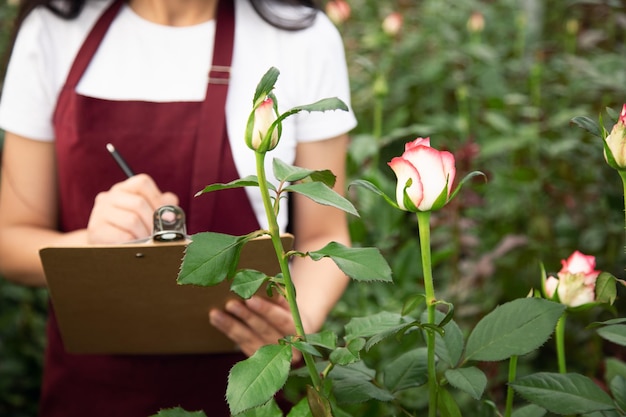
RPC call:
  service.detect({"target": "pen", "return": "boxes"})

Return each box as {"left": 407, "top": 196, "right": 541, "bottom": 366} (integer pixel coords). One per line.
{"left": 106, "top": 143, "right": 135, "bottom": 178}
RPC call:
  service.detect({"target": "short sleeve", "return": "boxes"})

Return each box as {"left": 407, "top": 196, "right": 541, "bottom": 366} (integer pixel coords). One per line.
{"left": 291, "top": 14, "right": 357, "bottom": 142}
{"left": 0, "top": 9, "right": 57, "bottom": 141}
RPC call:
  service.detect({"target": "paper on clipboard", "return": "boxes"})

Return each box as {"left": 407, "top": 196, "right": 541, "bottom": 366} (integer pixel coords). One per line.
{"left": 39, "top": 234, "right": 294, "bottom": 355}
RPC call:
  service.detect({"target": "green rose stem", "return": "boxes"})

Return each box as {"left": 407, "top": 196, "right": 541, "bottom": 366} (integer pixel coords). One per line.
{"left": 416, "top": 211, "right": 438, "bottom": 417}
{"left": 555, "top": 313, "right": 567, "bottom": 374}
{"left": 504, "top": 355, "right": 518, "bottom": 417}
{"left": 254, "top": 150, "right": 322, "bottom": 390}
{"left": 620, "top": 171, "right": 626, "bottom": 242}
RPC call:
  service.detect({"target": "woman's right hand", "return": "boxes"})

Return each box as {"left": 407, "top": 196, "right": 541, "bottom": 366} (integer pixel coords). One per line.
{"left": 86, "top": 173, "right": 179, "bottom": 244}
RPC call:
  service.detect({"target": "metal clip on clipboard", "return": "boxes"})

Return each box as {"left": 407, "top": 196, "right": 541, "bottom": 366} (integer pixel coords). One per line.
{"left": 152, "top": 205, "right": 188, "bottom": 242}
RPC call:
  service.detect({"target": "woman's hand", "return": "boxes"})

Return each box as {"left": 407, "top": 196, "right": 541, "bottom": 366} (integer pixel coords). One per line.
{"left": 87, "top": 173, "right": 179, "bottom": 244}
{"left": 209, "top": 295, "right": 304, "bottom": 360}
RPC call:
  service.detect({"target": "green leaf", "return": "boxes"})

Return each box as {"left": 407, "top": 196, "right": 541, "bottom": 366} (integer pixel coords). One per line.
{"left": 438, "top": 387, "right": 462, "bottom": 417}
{"left": 227, "top": 344, "right": 293, "bottom": 415}
{"left": 285, "top": 182, "right": 359, "bottom": 217}
{"left": 464, "top": 298, "right": 565, "bottom": 361}
{"left": 178, "top": 233, "right": 248, "bottom": 286}
{"left": 151, "top": 408, "right": 207, "bottom": 417}
{"left": 571, "top": 115, "right": 603, "bottom": 138}
{"left": 597, "top": 324, "right": 626, "bottom": 347}
{"left": 308, "top": 242, "right": 392, "bottom": 282}
{"left": 595, "top": 272, "right": 618, "bottom": 305}
{"left": 511, "top": 404, "right": 547, "bottom": 417}
{"left": 231, "top": 270, "right": 268, "bottom": 299}
{"left": 329, "top": 338, "right": 365, "bottom": 365}
{"left": 511, "top": 372, "right": 615, "bottom": 415}
{"left": 253, "top": 67, "right": 280, "bottom": 105}
{"left": 236, "top": 399, "right": 283, "bottom": 417}
{"left": 195, "top": 175, "right": 272, "bottom": 196}
{"left": 328, "top": 362, "right": 394, "bottom": 404}
{"left": 445, "top": 367, "right": 487, "bottom": 400}
{"left": 344, "top": 311, "right": 408, "bottom": 339}
{"left": 382, "top": 347, "right": 428, "bottom": 392}
{"left": 305, "top": 330, "right": 338, "bottom": 351}
{"left": 348, "top": 179, "right": 399, "bottom": 209}
{"left": 436, "top": 318, "right": 464, "bottom": 368}
{"left": 287, "top": 397, "right": 313, "bottom": 417}
{"left": 610, "top": 375, "right": 626, "bottom": 413}
{"left": 272, "top": 158, "right": 336, "bottom": 187}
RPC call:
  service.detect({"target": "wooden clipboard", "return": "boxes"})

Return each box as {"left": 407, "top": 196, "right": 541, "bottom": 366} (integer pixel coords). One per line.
{"left": 39, "top": 234, "right": 293, "bottom": 355}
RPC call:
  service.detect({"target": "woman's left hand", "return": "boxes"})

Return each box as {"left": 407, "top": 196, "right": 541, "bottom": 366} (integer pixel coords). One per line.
{"left": 209, "top": 295, "right": 303, "bottom": 360}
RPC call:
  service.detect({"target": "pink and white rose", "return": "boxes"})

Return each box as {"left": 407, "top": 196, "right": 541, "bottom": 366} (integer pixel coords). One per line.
{"left": 388, "top": 137, "right": 456, "bottom": 211}
{"left": 544, "top": 251, "right": 600, "bottom": 307}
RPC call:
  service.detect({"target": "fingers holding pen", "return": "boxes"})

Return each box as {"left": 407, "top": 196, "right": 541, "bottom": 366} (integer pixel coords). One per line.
{"left": 87, "top": 174, "right": 179, "bottom": 244}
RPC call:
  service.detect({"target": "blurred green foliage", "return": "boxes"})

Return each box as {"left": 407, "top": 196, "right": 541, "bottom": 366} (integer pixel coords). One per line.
{"left": 1, "top": 0, "right": 626, "bottom": 415}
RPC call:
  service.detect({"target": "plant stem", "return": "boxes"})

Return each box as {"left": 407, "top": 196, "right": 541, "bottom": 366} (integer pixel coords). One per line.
{"left": 255, "top": 151, "right": 321, "bottom": 389}
{"left": 504, "top": 355, "right": 518, "bottom": 417}
{"left": 416, "top": 211, "right": 438, "bottom": 417}
{"left": 620, "top": 171, "right": 626, "bottom": 242}
{"left": 555, "top": 312, "right": 567, "bottom": 374}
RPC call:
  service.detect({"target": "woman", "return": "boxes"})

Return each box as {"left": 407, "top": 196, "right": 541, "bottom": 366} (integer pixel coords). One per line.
{"left": 0, "top": 0, "right": 357, "bottom": 415}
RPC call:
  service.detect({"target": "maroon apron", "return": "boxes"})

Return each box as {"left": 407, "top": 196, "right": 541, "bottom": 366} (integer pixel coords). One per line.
{"left": 40, "top": 0, "right": 260, "bottom": 415}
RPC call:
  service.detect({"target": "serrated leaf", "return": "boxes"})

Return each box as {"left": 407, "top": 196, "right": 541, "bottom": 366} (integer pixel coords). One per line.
{"left": 511, "top": 404, "right": 547, "bottom": 417}
{"left": 571, "top": 115, "right": 603, "bottom": 138}
{"left": 231, "top": 269, "right": 268, "bottom": 299}
{"left": 382, "top": 347, "right": 428, "bottom": 392}
{"left": 344, "top": 311, "right": 408, "bottom": 340}
{"left": 610, "top": 375, "right": 626, "bottom": 413}
{"left": 349, "top": 179, "right": 399, "bottom": 209}
{"left": 287, "top": 397, "right": 313, "bottom": 417}
{"left": 595, "top": 272, "right": 617, "bottom": 305}
{"left": 425, "top": 310, "right": 464, "bottom": 367}
{"left": 253, "top": 67, "right": 280, "bottom": 105}
{"left": 328, "top": 363, "right": 394, "bottom": 403}
{"left": 285, "top": 182, "right": 359, "bottom": 216}
{"left": 308, "top": 242, "right": 392, "bottom": 282}
{"left": 178, "top": 233, "right": 248, "bottom": 286}
{"left": 465, "top": 298, "right": 565, "bottom": 361}
{"left": 227, "top": 344, "right": 293, "bottom": 415}
{"left": 597, "top": 324, "right": 626, "bottom": 347}
{"left": 511, "top": 372, "right": 615, "bottom": 415}
{"left": 305, "top": 330, "right": 338, "bottom": 351}
{"left": 272, "top": 158, "right": 336, "bottom": 187}
{"left": 330, "top": 338, "right": 365, "bottom": 365}
{"left": 196, "top": 175, "right": 269, "bottom": 196}
{"left": 445, "top": 367, "right": 487, "bottom": 400}
{"left": 151, "top": 407, "right": 207, "bottom": 417}
{"left": 437, "top": 319, "right": 464, "bottom": 367}
{"left": 236, "top": 399, "right": 283, "bottom": 417}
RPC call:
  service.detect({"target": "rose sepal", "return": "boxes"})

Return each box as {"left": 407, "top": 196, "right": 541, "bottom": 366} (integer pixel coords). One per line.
{"left": 447, "top": 170, "right": 486, "bottom": 203}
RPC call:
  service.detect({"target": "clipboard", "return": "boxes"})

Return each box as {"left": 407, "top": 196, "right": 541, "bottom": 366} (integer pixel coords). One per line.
{"left": 39, "top": 234, "right": 294, "bottom": 355}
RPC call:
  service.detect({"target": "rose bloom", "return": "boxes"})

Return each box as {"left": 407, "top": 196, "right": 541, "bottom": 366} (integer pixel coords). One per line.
{"left": 544, "top": 251, "right": 600, "bottom": 307}
{"left": 604, "top": 103, "right": 626, "bottom": 169}
{"left": 388, "top": 137, "right": 456, "bottom": 211}
{"left": 250, "top": 97, "right": 279, "bottom": 151}
{"left": 325, "top": 0, "right": 351, "bottom": 25}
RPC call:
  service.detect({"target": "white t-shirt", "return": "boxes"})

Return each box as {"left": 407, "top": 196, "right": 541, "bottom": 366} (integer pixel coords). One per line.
{"left": 0, "top": 0, "right": 357, "bottom": 230}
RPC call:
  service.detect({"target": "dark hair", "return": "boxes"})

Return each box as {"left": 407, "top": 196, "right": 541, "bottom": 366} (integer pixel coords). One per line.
{"left": 13, "top": 0, "right": 319, "bottom": 32}
{"left": 2, "top": 0, "right": 320, "bottom": 80}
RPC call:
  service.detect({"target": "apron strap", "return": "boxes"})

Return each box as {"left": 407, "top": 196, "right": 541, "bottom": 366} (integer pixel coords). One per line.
{"left": 64, "top": 0, "right": 125, "bottom": 88}
{"left": 188, "top": 0, "right": 236, "bottom": 232}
